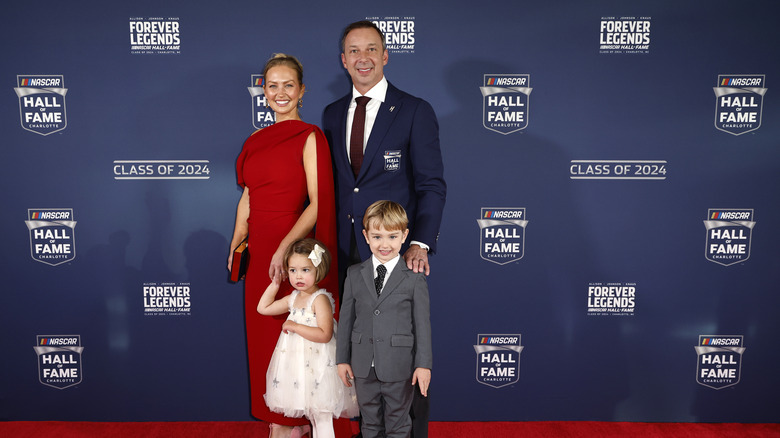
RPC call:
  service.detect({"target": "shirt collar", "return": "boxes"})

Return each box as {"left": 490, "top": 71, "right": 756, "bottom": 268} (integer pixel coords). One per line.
{"left": 372, "top": 253, "right": 400, "bottom": 275}
{"left": 352, "top": 76, "right": 388, "bottom": 103}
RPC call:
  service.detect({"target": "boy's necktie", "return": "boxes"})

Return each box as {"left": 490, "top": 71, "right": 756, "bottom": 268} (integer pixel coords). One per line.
{"left": 375, "top": 264, "right": 386, "bottom": 296}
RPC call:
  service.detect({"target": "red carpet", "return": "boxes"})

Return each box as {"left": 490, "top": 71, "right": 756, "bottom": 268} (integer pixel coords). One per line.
{"left": 1, "top": 421, "right": 778, "bottom": 437}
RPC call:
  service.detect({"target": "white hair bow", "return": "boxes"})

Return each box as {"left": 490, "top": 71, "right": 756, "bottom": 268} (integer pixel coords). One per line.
{"left": 308, "top": 244, "right": 325, "bottom": 267}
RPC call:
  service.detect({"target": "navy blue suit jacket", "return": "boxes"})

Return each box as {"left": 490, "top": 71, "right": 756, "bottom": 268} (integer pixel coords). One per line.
{"left": 323, "top": 82, "right": 446, "bottom": 276}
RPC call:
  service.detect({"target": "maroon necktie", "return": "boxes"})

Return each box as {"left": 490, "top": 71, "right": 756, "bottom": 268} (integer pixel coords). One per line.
{"left": 350, "top": 96, "right": 371, "bottom": 177}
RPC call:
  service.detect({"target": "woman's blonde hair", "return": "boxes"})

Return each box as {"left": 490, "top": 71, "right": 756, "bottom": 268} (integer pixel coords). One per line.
{"left": 262, "top": 53, "right": 303, "bottom": 85}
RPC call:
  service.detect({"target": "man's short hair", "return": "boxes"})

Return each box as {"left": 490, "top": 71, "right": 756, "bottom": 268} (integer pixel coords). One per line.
{"left": 340, "top": 20, "right": 386, "bottom": 53}
{"left": 363, "top": 200, "right": 408, "bottom": 232}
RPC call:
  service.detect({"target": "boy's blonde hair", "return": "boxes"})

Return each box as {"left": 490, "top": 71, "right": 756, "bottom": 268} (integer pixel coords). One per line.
{"left": 362, "top": 200, "right": 409, "bottom": 232}
{"left": 283, "top": 238, "right": 330, "bottom": 283}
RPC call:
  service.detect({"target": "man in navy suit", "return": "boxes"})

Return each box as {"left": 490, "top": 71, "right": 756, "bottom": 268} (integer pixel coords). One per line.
{"left": 323, "top": 20, "right": 445, "bottom": 438}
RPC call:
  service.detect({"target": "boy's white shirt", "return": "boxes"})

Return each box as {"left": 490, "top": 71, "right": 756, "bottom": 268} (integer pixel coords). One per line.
{"left": 371, "top": 254, "right": 400, "bottom": 291}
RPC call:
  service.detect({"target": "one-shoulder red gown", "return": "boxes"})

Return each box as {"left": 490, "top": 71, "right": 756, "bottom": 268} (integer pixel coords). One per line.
{"left": 236, "top": 119, "right": 339, "bottom": 426}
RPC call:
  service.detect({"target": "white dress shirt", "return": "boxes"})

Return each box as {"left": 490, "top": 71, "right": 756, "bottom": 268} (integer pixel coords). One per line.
{"left": 346, "top": 76, "right": 388, "bottom": 158}
{"left": 371, "top": 254, "right": 400, "bottom": 293}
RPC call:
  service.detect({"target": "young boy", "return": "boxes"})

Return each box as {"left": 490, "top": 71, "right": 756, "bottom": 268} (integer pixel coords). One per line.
{"left": 337, "top": 200, "right": 432, "bottom": 438}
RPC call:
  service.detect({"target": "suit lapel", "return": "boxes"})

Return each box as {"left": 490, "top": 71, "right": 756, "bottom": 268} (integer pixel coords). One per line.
{"left": 333, "top": 94, "right": 355, "bottom": 182}
{"left": 377, "top": 262, "right": 409, "bottom": 306}
{"left": 360, "top": 259, "right": 378, "bottom": 302}
{"left": 359, "top": 84, "right": 403, "bottom": 180}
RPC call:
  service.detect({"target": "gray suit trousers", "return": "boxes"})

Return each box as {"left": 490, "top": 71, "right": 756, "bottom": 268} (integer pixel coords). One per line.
{"left": 356, "top": 367, "right": 414, "bottom": 438}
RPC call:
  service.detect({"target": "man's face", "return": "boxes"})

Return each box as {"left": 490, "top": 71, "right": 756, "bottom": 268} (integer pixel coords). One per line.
{"left": 341, "top": 27, "right": 388, "bottom": 94}
{"left": 363, "top": 224, "right": 408, "bottom": 265}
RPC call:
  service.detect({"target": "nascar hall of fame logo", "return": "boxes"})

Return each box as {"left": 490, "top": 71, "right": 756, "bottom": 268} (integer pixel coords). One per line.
{"left": 25, "top": 209, "right": 76, "bottom": 266}
{"left": 477, "top": 208, "right": 527, "bottom": 265}
{"left": 249, "top": 74, "right": 275, "bottom": 129}
{"left": 33, "top": 335, "right": 83, "bottom": 389}
{"left": 143, "top": 282, "right": 192, "bottom": 316}
{"left": 369, "top": 17, "right": 415, "bottom": 53}
{"left": 129, "top": 17, "right": 180, "bottom": 54}
{"left": 704, "top": 209, "right": 755, "bottom": 266}
{"left": 587, "top": 282, "right": 636, "bottom": 316}
{"left": 384, "top": 150, "right": 401, "bottom": 171}
{"left": 695, "top": 335, "right": 745, "bottom": 390}
{"left": 15, "top": 75, "right": 67, "bottom": 136}
{"left": 481, "top": 75, "right": 531, "bottom": 134}
{"left": 474, "top": 334, "right": 523, "bottom": 388}
{"left": 714, "top": 75, "right": 767, "bottom": 135}
{"left": 599, "top": 16, "right": 651, "bottom": 54}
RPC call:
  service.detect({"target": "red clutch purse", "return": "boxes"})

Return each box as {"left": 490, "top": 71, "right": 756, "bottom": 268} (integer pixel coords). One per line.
{"left": 229, "top": 238, "right": 249, "bottom": 283}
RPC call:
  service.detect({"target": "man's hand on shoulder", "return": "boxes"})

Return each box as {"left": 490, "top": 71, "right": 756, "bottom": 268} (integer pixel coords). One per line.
{"left": 404, "top": 244, "right": 430, "bottom": 276}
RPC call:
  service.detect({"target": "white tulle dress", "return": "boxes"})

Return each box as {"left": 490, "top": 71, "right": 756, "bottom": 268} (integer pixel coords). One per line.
{"left": 264, "top": 289, "right": 359, "bottom": 420}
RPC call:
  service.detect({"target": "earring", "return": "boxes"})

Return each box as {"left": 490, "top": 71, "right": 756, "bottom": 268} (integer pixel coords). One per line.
{"left": 297, "top": 99, "right": 303, "bottom": 109}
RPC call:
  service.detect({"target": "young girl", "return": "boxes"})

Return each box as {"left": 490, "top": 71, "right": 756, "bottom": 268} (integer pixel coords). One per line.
{"left": 257, "top": 238, "right": 359, "bottom": 438}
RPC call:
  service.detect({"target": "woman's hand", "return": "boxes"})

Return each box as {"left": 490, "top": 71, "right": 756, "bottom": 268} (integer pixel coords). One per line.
{"left": 269, "top": 247, "right": 286, "bottom": 280}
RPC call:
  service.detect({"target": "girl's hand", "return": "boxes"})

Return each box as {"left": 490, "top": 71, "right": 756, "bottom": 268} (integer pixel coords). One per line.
{"left": 282, "top": 320, "right": 297, "bottom": 334}
{"left": 264, "top": 271, "right": 281, "bottom": 294}
{"left": 227, "top": 250, "right": 234, "bottom": 272}
{"left": 269, "top": 247, "right": 286, "bottom": 280}
{"left": 270, "top": 270, "right": 281, "bottom": 288}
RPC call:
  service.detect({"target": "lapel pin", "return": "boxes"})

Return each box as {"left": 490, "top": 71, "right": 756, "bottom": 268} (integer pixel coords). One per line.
{"left": 389, "top": 106, "right": 395, "bottom": 112}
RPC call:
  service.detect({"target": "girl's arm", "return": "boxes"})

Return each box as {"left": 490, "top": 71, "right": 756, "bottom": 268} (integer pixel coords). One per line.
{"left": 268, "top": 132, "right": 319, "bottom": 279}
{"left": 227, "top": 186, "right": 250, "bottom": 271}
{"left": 282, "top": 294, "right": 333, "bottom": 343}
{"left": 256, "top": 271, "right": 290, "bottom": 316}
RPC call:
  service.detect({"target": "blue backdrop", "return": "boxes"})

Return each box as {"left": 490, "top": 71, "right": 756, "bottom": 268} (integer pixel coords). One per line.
{"left": 2, "top": 0, "right": 778, "bottom": 423}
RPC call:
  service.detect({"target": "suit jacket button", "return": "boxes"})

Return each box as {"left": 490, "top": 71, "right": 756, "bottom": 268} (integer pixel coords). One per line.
{"left": 374, "top": 309, "right": 380, "bottom": 315}
{"left": 353, "top": 187, "right": 360, "bottom": 193}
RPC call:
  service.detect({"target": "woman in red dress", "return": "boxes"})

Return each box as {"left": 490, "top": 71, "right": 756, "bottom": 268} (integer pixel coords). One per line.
{"left": 228, "top": 54, "right": 339, "bottom": 438}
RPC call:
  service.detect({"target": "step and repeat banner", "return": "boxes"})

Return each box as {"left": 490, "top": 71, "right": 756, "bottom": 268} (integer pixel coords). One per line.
{"left": 2, "top": 0, "right": 778, "bottom": 423}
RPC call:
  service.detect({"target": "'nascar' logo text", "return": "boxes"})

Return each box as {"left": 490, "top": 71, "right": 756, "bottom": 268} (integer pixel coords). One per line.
{"left": 477, "top": 208, "right": 527, "bottom": 265}
{"left": 33, "top": 335, "right": 83, "bottom": 389}
{"left": 15, "top": 75, "right": 68, "bottom": 135}
{"left": 695, "top": 335, "right": 744, "bottom": 389}
{"left": 25, "top": 209, "right": 76, "bottom": 266}
{"left": 714, "top": 75, "right": 767, "bottom": 135}
{"left": 474, "top": 334, "right": 523, "bottom": 388}
{"left": 481, "top": 75, "right": 531, "bottom": 134}
{"left": 703, "top": 209, "right": 755, "bottom": 266}
{"left": 248, "top": 75, "right": 275, "bottom": 129}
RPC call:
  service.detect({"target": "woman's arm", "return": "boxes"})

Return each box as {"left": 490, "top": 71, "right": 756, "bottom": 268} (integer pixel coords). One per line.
{"left": 268, "top": 131, "right": 319, "bottom": 279}
{"left": 227, "top": 186, "right": 250, "bottom": 271}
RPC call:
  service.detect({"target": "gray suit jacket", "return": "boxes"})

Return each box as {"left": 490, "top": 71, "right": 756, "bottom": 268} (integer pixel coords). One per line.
{"left": 337, "top": 258, "right": 432, "bottom": 382}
